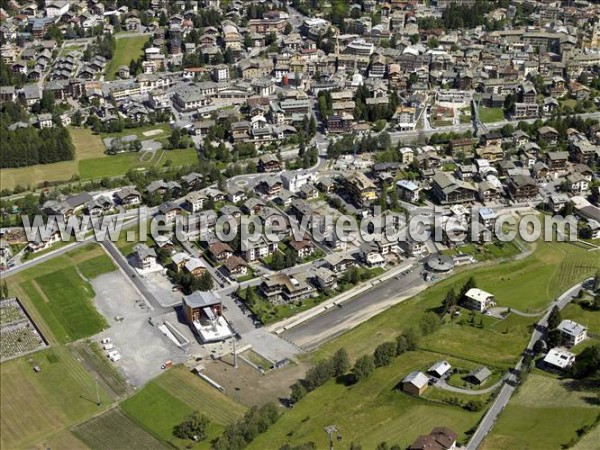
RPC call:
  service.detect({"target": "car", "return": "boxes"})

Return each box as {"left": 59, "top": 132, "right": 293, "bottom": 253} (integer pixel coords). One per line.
{"left": 100, "top": 337, "right": 111, "bottom": 344}
{"left": 103, "top": 343, "right": 114, "bottom": 350}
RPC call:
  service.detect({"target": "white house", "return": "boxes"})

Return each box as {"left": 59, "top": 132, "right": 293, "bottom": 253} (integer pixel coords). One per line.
{"left": 543, "top": 347, "right": 576, "bottom": 370}
{"left": 557, "top": 320, "right": 587, "bottom": 347}
{"left": 463, "top": 288, "right": 495, "bottom": 312}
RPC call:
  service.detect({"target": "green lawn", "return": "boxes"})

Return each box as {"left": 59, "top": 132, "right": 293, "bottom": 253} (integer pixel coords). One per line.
{"left": 0, "top": 346, "right": 112, "bottom": 449}
{"left": 310, "top": 240, "right": 599, "bottom": 364}
{"left": 99, "top": 123, "right": 171, "bottom": 141}
{"left": 479, "top": 107, "right": 505, "bottom": 123}
{"left": 442, "top": 241, "right": 521, "bottom": 262}
{"left": 248, "top": 351, "right": 488, "bottom": 449}
{"left": 5, "top": 246, "right": 115, "bottom": 344}
{"left": 79, "top": 148, "right": 198, "bottom": 180}
{"left": 481, "top": 374, "right": 600, "bottom": 450}
{"left": 73, "top": 407, "right": 171, "bottom": 450}
{"left": 104, "top": 35, "right": 150, "bottom": 81}
{"left": 121, "top": 367, "right": 246, "bottom": 449}
{"left": 561, "top": 302, "right": 600, "bottom": 335}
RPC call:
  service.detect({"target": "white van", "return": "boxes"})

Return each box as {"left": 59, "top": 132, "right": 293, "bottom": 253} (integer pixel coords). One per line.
{"left": 100, "top": 337, "right": 111, "bottom": 344}
{"left": 109, "top": 351, "right": 122, "bottom": 362}
{"left": 103, "top": 343, "right": 115, "bottom": 350}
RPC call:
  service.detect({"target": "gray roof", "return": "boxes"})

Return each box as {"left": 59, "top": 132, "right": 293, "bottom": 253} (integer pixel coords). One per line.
{"left": 402, "top": 371, "right": 429, "bottom": 388}
{"left": 183, "top": 291, "right": 221, "bottom": 309}
{"left": 468, "top": 366, "right": 491, "bottom": 383}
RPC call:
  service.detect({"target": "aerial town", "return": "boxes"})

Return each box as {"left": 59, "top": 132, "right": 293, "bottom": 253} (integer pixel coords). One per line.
{"left": 0, "top": 0, "right": 599, "bottom": 449}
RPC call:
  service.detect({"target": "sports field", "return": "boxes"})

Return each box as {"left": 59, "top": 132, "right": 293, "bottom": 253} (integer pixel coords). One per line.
{"left": 120, "top": 366, "right": 247, "bottom": 449}
{"left": 104, "top": 35, "right": 150, "bottom": 81}
{"left": 5, "top": 245, "right": 116, "bottom": 344}
{"left": 0, "top": 346, "right": 112, "bottom": 449}
{"left": 481, "top": 374, "right": 600, "bottom": 450}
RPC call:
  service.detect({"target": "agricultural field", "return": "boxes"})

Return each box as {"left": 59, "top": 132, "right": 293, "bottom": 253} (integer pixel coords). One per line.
{"left": 478, "top": 106, "right": 505, "bottom": 123}
{"left": 481, "top": 374, "right": 600, "bottom": 450}
{"left": 1, "top": 123, "right": 197, "bottom": 190}
{"left": 121, "top": 366, "right": 247, "bottom": 449}
{"left": 104, "top": 35, "right": 150, "bottom": 81}
{"left": 1, "top": 127, "right": 105, "bottom": 190}
{"left": 5, "top": 245, "right": 116, "bottom": 344}
{"left": 70, "top": 341, "right": 132, "bottom": 400}
{"left": 69, "top": 127, "right": 107, "bottom": 161}
{"left": 249, "top": 351, "right": 488, "bottom": 449}
{"left": 73, "top": 407, "right": 170, "bottom": 450}
{"left": 0, "top": 346, "right": 112, "bottom": 449}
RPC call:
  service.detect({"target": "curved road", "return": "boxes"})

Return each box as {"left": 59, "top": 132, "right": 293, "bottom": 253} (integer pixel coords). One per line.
{"left": 466, "top": 278, "right": 592, "bottom": 450}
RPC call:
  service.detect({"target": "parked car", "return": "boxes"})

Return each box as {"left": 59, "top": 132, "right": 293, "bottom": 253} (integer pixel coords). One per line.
{"left": 103, "top": 343, "right": 115, "bottom": 350}
{"left": 100, "top": 337, "right": 111, "bottom": 344}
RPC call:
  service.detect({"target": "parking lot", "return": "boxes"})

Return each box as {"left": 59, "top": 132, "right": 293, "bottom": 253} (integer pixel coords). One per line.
{"left": 91, "top": 272, "right": 188, "bottom": 386}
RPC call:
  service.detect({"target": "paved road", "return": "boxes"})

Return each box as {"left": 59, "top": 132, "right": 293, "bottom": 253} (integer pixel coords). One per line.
{"left": 282, "top": 265, "right": 427, "bottom": 350}
{"left": 466, "top": 279, "right": 590, "bottom": 450}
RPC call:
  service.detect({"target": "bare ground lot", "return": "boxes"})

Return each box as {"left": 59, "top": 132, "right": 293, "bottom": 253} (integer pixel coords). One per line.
{"left": 202, "top": 353, "right": 309, "bottom": 407}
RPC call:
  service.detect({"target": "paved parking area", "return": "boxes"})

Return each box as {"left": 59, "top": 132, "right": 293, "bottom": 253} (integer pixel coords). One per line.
{"left": 143, "top": 272, "right": 182, "bottom": 307}
{"left": 91, "top": 272, "right": 187, "bottom": 387}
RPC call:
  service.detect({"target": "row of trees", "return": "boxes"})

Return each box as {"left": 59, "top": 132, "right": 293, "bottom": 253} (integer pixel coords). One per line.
{"left": 213, "top": 403, "right": 279, "bottom": 450}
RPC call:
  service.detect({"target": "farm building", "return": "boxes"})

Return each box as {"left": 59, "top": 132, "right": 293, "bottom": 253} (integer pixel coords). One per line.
{"left": 401, "top": 371, "right": 429, "bottom": 396}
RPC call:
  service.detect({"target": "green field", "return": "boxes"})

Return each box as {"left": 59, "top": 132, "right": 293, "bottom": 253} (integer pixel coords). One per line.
{"left": 1, "top": 128, "right": 105, "bottom": 190}
{"left": 0, "top": 346, "right": 112, "bottom": 449}
{"left": 78, "top": 148, "right": 198, "bottom": 180}
{"left": 6, "top": 246, "right": 116, "bottom": 344}
{"left": 104, "top": 35, "right": 150, "bottom": 81}
{"left": 481, "top": 374, "right": 600, "bottom": 450}
{"left": 561, "top": 302, "right": 600, "bottom": 335}
{"left": 73, "top": 407, "right": 170, "bottom": 450}
{"left": 1, "top": 124, "right": 197, "bottom": 190}
{"left": 248, "top": 351, "right": 487, "bottom": 449}
{"left": 479, "top": 107, "right": 505, "bottom": 123}
{"left": 70, "top": 342, "right": 132, "bottom": 400}
{"left": 442, "top": 241, "right": 521, "bottom": 262}
{"left": 99, "top": 123, "right": 171, "bottom": 140}
{"left": 310, "top": 240, "right": 599, "bottom": 365}
{"left": 121, "top": 366, "right": 247, "bottom": 449}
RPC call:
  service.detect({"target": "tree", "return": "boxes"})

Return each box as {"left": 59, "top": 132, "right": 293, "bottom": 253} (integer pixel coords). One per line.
{"left": 290, "top": 382, "right": 307, "bottom": 404}
{"left": 594, "top": 270, "right": 600, "bottom": 292}
{"left": 304, "top": 359, "right": 334, "bottom": 391}
{"left": 443, "top": 288, "right": 457, "bottom": 313}
{"left": 459, "top": 276, "right": 477, "bottom": 299}
{"left": 419, "top": 312, "right": 440, "bottom": 336}
{"left": 174, "top": 412, "right": 210, "bottom": 441}
{"left": 284, "top": 22, "right": 293, "bottom": 34}
{"left": 547, "top": 305, "right": 561, "bottom": 330}
{"left": 403, "top": 328, "right": 420, "bottom": 351}
{"left": 570, "top": 344, "right": 600, "bottom": 380}
{"left": 373, "top": 342, "right": 396, "bottom": 367}
{"left": 352, "top": 355, "right": 375, "bottom": 383}
{"left": 197, "top": 271, "right": 214, "bottom": 291}
{"left": 332, "top": 348, "right": 350, "bottom": 377}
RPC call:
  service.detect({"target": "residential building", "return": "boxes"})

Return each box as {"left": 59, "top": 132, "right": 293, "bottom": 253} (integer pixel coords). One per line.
{"left": 463, "top": 288, "right": 495, "bottom": 312}
{"left": 557, "top": 320, "right": 587, "bottom": 347}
